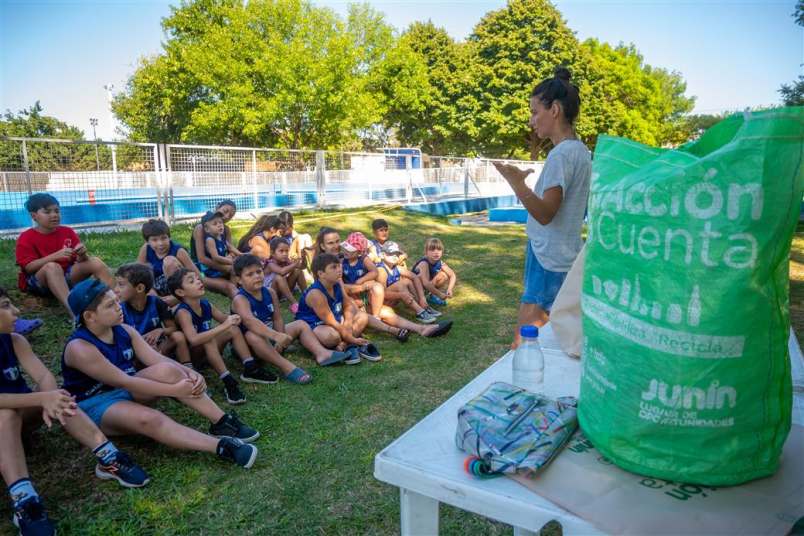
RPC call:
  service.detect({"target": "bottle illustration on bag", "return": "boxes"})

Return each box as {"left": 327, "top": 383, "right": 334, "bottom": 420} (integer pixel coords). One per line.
{"left": 591, "top": 274, "right": 701, "bottom": 327}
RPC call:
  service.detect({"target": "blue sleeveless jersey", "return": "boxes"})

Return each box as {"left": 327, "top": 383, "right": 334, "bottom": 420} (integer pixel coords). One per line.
{"left": 175, "top": 299, "right": 213, "bottom": 334}
{"left": 61, "top": 326, "right": 136, "bottom": 402}
{"left": 122, "top": 295, "right": 164, "bottom": 335}
{"left": 413, "top": 257, "right": 442, "bottom": 279}
{"left": 279, "top": 235, "right": 293, "bottom": 246}
{"left": 295, "top": 281, "right": 343, "bottom": 328}
{"left": 0, "top": 334, "right": 31, "bottom": 394}
{"left": 341, "top": 256, "right": 367, "bottom": 285}
{"left": 381, "top": 265, "right": 401, "bottom": 287}
{"left": 236, "top": 287, "right": 275, "bottom": 332}
{"left": 201, "top": 234, "right": 228, "bottom": 278}
{"left": 146, "top": 240, "right": 182, "bottom": 295}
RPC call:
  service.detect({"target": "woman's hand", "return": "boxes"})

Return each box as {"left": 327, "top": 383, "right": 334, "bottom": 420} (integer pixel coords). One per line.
{"left": 493, "top": 162, "right": 534, "bottom": 189}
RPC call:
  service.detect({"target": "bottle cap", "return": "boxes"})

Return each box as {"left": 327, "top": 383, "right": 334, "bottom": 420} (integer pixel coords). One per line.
{"left": 519, "top": 325, "right": 539, "bottom": 338}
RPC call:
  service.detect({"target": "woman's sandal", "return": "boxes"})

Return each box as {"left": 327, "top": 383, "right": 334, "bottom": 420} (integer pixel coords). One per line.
{"left": 285, "top": 367, "right": 312, "bottom": 384}
{"left": 396, "top": 328, "right": 410, "bottom": 343}
{"left": 425, "top": 320, "right": 453, "bottom": 338}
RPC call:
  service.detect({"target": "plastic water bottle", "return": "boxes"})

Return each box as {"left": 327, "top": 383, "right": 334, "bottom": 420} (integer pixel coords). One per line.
{"left": 512, "top": 325, "right": 544, "bottom": 392}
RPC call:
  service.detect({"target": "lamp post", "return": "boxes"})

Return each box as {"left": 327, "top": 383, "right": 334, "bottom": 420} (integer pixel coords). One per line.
{"left": 89, "top": 117, "right": 99, "bottom": 171}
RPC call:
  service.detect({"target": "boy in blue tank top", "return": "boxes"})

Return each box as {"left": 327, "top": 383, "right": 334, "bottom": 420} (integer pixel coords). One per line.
{"left": 379, "top": 242, "right": 438, "bottom": 324}
{"left": 0, "top": 286, "right": 150, "bottom": 536}
{"left": 412, "top": 237, "right": 457, "bottom": 307}
{"left": 62, "top": 279, "right": 260, "bottom": 474}
{"left": 115, "top": 263, "right": 192, "bottom": 368}
{"left": 233, "top": 255, "right": 353, "bottom": 377}
{"left": 197, "top": 211, "right": 240, "bottom": 299}
{"left": 136, "top": 219, "right": 198, "bottom": 306}
{"left": 168, "top": 268, "right": 276, "bottom": 405}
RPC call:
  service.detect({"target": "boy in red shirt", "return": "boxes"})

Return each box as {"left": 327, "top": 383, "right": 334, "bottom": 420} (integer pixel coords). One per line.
{"left": 15, "top": 194, "right": 113, "bottom": 314}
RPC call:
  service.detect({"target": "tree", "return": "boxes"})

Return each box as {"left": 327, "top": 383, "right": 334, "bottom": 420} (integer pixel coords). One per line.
{"left": 778, "top": 1, "right": 803, "bottom": 106}
{"left": 113, "top": 0, "right": 423, "bottom": 150}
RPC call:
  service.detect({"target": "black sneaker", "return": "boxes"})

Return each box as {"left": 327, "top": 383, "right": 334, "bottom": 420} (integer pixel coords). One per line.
{"left": 95, "top": 451, "right": 150, "bottom": 488}
{"left": 222, "top": 375, "right": 246, "bottom": 405}
{"left": 216, "top": 437, "right": 258, "bottom": 469}
{"left": 12, "top": 498, "right": 55, "bottom": 536}
{"left": 209, "top": 412, "right": 260, "bottom": 443}
{"left": 343, "top": 346, "right": 361, "bottom": 365}
{"left": 240, "top": 363, "right": 278, "bottom": 385}
{"left": 358, "top": 343, "right": 382, "bottom": 362}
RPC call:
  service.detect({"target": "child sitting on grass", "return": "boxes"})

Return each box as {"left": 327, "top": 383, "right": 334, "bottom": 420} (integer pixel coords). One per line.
{"left": 264, "top": 237, "right": 306, "bottom": 314}
{"left": 136, "top": 219, "right": 197, "bottom": 303}
{"left": 413, "top": 238, "right": 457, "bottom": 307}
{"left": 0, "top": 286, "right": 149, "bottom": 536}
{"left": 237, "top": 214, "right": 280, "bottom": 256}
{"left": 340, "top": 232, "right": 384, "bottom": 316}
{"left": 380, "top": 242, "right": 438, "bottom": 323}
{"left": 191, "top": 199, "right": 236, "bottom": 270}
{"left": 114, "top": 263, "right": 191, "bottom": 368}
{"left": 295, "top": 253, "right": 381, "bottom": 364}
{"left": 276, "top": 210, "right": 314, "bottom": 267}
{"left": 15, "top": 193, "right": 113, "bottom": 315}
{"left": 168, "top": 268, "right": 275, "bottom": 405}
{"left": 61, "top": 279, "right": 259, "bottom": 476}
{"left": 232, "top": 255, "right": 351, "bottom": 381}
{"left": 197, "top": 210, "right": 240, "bottom": 299}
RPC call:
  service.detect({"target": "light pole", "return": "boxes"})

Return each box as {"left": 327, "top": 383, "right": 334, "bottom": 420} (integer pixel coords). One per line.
{"left": 89, "top": 117, "right": 100, "bottom": 171}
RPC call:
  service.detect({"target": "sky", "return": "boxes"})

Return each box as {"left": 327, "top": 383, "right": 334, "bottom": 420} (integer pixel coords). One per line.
{"left": 1, "top": 0, "right": 801, "bottom": 140}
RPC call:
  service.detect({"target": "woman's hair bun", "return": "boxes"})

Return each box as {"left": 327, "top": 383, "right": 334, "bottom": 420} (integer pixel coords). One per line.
{"left": 554, "top": 66, "right": 571, "bottom": 82}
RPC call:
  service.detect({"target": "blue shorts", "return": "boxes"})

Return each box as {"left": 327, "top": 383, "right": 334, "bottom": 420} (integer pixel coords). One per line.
{"left": 78, "top": 388, "right": 134, "bottom": 427}
{"left": 25, "top": 266, "right": 72, "bottom": 297}
{"left": 521, "top": 242, "right": 566, "bottom": 311}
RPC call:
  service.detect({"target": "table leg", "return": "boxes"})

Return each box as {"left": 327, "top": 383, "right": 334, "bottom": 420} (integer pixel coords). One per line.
{"left": 513, "top": 527, "right": 538, "bottom": 536}
{"left": 400, "top": 488, "right": 439, "bottom": 536}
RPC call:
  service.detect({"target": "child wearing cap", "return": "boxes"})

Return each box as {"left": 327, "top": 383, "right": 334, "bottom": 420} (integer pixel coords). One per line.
{"left": 0, "top": 285, "right": 149, "bottom": 536}
{"left": 264, "top": 236, "right": 307, "bottom": 314}
{"left": 136, "top": 219, "right": 197, "bottom": 304}
{"left": 196, "top": 211, "right": 241, "bottom": 299}
{"left": 380, "top": 241, "right": 439, "bottom": 323}
{"left": 190, "top": 201, "right": 238, "bottom": 299}
{"left": 412, "top": 237, "right": 457, "bottom": 307}
{"left": 168, "top": 268, "right": 276, "bottom": 405}
{"left": 61, "top": 279, "right": 260, "bottom": 476}
{"left": 15, "top": 193, "right": 113, "bottom": 315}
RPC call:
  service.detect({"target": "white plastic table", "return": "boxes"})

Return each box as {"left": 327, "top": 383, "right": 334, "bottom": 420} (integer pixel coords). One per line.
{"left": 373, "top": 325, "right": 804, "bottom": 536}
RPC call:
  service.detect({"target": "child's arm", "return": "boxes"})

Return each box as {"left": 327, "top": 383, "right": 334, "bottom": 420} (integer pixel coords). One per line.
{"left": 176, "top": 248, "right": 200, "bottom": 274}
{"left": 65, "top": 337, "right": 196, "bottom": 399}
{"left": 136, "top": 243, "right": 148, "bottom": 264}
{"left": 307, "top": 290, "right": 365, "bottom": 345}
{"left": 226, "top": 241, "right": 242, "bottom": 257}
{"left": 415, "top": 261, "right": 446, "bottom": 299}
{"left": 193, "top": 225, "right": 212, "bottom": 266}
{"left": 176, "top": 307, "right": 236, "bottom": 347}
{"left": 206, "top": 237, "right": 234, "bottom": 266}
{"left": 267, "top": 260, "right": 300, "bottom": 276}
{"left": 355, "top": 258, "right": 379, "bottom": 285}
{"left": 443, "top": 262, "right": 457, "bottom": 297}
{"left": 19, "top": 247, "right": 74, "bottom": 274}
{"left": 367, "top": 244, "right": 383, "bottom": 265}
{"left": 125, "top": 326, "right": 206, "bottom": 396}
{"left": 231, "top": 294, "right": 292, "bottom": 348}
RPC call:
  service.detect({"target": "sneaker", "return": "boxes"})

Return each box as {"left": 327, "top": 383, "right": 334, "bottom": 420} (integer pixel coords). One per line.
{"left": 209, "top": 412, "right": 260, "bottom": 442}
{"left": 416, "top": 310, "right": 437, "bottom": 324}
{"left": 95, "top": 451, "right": 150, "bottom": 488}
{"left": 222, "top": 375, "right": 246, "bottom": 405}
{"left": 428, "top": 294, "right": 447, "bottom": 306}
{"left": 344, "top": 346, "right": 361, "bottom": 365}
{"left": 12, "top": 498, "right": 55, "bottom": 536}
{"left": 395, "top": 328, "right": 410, "bottom": 343}
{"left": 358, "top": 343, "right": 382, "bottom": 362}
{"left": 425, "top": 306, "right": 442, "bottom": 317}
{"left": 216, "top": 437, "right": 258, "bottom": 469}
{"left": 240, "top": 363, "right": 278, "bottom": 385}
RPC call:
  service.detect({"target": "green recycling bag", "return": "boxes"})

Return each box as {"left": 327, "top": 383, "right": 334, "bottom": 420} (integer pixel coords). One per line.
{"left": 579, "top": 107, "right": 804, "bottom": 485}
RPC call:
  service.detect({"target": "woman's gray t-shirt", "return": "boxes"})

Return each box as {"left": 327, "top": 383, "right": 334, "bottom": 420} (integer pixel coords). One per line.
{"left": 526, "top": 139, "right": 591, "bottom": 272}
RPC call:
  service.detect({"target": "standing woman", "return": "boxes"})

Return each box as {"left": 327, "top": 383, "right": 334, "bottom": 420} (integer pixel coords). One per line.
{"left": 494, "top": 67, "right": 591, "bottom": 348}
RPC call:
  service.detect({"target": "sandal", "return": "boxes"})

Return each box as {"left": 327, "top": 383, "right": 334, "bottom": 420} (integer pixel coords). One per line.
{"left": 14, "top": 318, "right": 43, "bottom": 336}
{"left": 425, "top": 320, "right": 453, "bottom": 338}
{"left": 319, "top": 350, "right": 350, "bottom": 367}
{"left": 285, "top": 367, "right": 312, "bottom": 385}
{"left": 395, "top": 328, "right": 410, "bottom": 343}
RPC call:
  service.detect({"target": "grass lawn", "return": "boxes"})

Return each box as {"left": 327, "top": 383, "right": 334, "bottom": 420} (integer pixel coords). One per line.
{"left": 2, "top": 208, "right": 801, "bottom": 536}
{"left": 0, "top": 207, "right": 526, "bottom": 536}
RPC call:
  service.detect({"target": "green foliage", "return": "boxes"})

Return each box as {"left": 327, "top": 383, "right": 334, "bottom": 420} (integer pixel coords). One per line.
{"left": 777, "top": 1, "right": 803, "bottom": 106}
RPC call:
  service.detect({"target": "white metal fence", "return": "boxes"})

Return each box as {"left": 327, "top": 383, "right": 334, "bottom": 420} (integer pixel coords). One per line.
{"left": 0, "top": 137, "right": 542, "bottom": 231}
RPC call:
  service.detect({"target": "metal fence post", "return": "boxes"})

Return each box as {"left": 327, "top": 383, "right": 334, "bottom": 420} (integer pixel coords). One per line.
{"left": 154, "top": 145, "right": 163, "bottom": 221}
{"left": 463, "top": 159, "right": 470, "bottom": 200}
{"left": 405, "top": 155, "right": 413, "bottom": 204}
{"left": 315, "top": 150, "right": 326, "bottom": 208}
{"left": 251, "top": 149, "right": 259, "bottom": 211}
{"left": 21, "top": 140, "right": 32, "bottom": 195}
